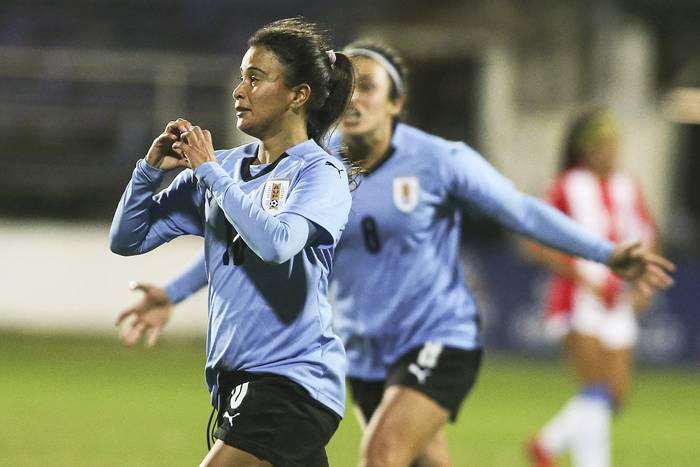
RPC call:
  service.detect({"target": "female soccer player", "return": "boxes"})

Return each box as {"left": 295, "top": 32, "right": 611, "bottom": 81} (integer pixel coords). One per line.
{"left": 527, "top": 110, "right": 660, "bottom": 467}
{"left": 118, "top": 44, "right": 674, "bottom": 467}
{"left": 109, "top": 18, "right": 354, "bottom": 467}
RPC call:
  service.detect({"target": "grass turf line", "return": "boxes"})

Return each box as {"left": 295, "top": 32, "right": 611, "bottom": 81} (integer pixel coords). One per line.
{"left": 0, "top": 331, "right": 698, "bottom": 466}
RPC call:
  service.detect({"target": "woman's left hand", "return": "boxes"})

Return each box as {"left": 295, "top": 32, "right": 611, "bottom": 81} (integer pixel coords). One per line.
{"left": 607, "top": 241, "right": 675, "bottom": 298}
{"left": 172, "top": 126, "right": 216, "bottom": 169}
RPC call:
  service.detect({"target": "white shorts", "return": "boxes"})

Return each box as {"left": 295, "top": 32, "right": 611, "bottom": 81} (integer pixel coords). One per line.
{"left": 545, "top": 292, "right": 638, "bottom": 350}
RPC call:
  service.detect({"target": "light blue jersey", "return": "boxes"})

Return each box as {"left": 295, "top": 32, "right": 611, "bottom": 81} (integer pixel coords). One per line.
{"left": 330, "top": 123, "right": 613, "bottom": 379}
{"left": 161, "top": 124, "right": 614, "bottom": 383}
{"left": 110, "top": 139, "right": 351, "bottom": 417}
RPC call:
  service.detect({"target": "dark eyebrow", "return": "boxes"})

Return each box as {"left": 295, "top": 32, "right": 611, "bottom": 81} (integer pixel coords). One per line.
{"left": 240, "top": 66, "right": 269, "bottom": 76}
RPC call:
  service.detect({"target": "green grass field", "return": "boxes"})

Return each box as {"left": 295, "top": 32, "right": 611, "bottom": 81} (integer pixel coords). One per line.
{"left": 1, "top": 331, "right": 698, "bottom": 466}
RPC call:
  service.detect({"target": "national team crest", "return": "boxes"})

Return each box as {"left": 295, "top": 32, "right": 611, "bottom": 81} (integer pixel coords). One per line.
{"left": 262, "top": 179, "right": 290, "bottom": 215}
{"left": 392, "top": 176, "right": 420, "bottom": 213}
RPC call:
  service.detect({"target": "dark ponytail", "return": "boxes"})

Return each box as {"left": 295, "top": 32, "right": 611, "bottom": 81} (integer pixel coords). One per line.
{"left": 249, "top": 18, "right": 354, "bottom": 145}
{"left": 307, "top": 52, "right": 354, "bottom": 145}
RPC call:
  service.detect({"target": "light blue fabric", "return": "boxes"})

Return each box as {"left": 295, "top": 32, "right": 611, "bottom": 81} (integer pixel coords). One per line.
{"left": 165, "top": 255, "right": 208, "bottom": 305}
{"left": 195, "top": 163, "right": 318, "bottom": 264}
{"left": 330, "top": 123, "right": 613, "bottom": 379}
{"left": 110, "top": 139, "right": 351, "bottom": 417}
{"left": 161, "top": 123, "right": 615, "bottom": 384}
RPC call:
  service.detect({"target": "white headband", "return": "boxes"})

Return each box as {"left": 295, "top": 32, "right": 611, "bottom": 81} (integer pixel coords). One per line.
{"left": 344, "top": 47, "right": 405, "bottom": 97}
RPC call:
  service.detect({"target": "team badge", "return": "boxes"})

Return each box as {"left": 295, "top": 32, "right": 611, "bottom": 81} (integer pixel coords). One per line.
{"left": 262, "top": 179, "right": 290, "bottom": 215}
{"left": 392, "top": 176, "right": 420, "bottom": 213}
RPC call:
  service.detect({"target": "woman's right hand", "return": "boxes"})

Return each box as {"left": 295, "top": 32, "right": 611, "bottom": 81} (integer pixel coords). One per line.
{"left": 607, "top": 241, "right": 675, "bottom": 296}
{"left": 115, "top": 282, "right": 173, "bottom": 348}
{"left": 145, "top": 118, "right": 194, "bottom": 171}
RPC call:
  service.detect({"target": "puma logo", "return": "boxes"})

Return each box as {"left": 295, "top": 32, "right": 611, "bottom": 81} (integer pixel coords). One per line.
{"left": 325, "top": 161, "right": 345, "bottom": 178}
{"left": 408, "top": 363, "right": 430, "bottom": 385}
{"left": 223, "top": 412, "right": 240, "bottom": 427}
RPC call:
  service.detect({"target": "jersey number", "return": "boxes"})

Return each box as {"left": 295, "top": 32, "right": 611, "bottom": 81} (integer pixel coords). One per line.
{"left": 223, "top": 221, "right": 247, "bottom": 266}
{"left": 229, "top": 382, "right": 249, "bottom": 409}
{"left": 416, "top": 342, "right": 443, "bottom": 369}
{"left": 361, "top": 216, "right": 382, "bottom": 253}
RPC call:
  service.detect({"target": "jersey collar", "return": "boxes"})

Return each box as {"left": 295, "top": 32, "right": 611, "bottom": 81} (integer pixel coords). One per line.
{"left": 240, "top": 139, "right": 320, "bottom": 182}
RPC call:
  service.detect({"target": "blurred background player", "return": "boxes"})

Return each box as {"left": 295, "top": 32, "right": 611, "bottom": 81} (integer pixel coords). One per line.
{"left": 526, "top": 109, "right": 660, "bottom": 467}
{"left": 117, "top": 43, "right": 674, "bottom": 467}
{"left": 110, "top": 18, "right": 354, "bottom": 467}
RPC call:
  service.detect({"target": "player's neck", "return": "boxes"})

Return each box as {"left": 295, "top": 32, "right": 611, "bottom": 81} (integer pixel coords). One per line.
{"left": 344, "top": 121, "right": 393, "bottom": 171}
{"left": 255, "top": 121, "right": 309, "bottom": 165}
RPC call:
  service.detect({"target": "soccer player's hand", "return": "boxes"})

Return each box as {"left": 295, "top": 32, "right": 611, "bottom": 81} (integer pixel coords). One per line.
{"left": 172, "top": 125, "right": 216, "bottom": 170}
{"left": 145, "top": 118, "right": 194, "bottom": 171}
{"left": 115, "top": 282, "right": 173, "bottom": 348}
{"left": 607, "top": 241, "right": 675, "bottom": 299}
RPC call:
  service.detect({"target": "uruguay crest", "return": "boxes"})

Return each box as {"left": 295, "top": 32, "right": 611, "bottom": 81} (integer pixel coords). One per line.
{"left": 262, "top": 179, "right": 290, "bottom": 215}
{"left": 392, "top": 176, "right": 420, "bottom": 213}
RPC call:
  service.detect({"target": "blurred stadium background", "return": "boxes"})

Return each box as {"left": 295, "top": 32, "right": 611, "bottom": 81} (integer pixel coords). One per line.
{"left": 0, "top": 0, "right": 698, "bottom": 465}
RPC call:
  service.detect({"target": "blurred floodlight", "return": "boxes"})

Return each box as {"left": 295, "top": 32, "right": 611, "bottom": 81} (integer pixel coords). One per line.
{"left": 662, "top": 57, "right": 700, "bottom": 124}
{"left": 662, "top": 87, "right": 700, "bottom": 124}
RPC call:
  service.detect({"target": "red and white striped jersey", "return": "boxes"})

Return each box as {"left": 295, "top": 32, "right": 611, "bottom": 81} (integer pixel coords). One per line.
{"left": 545, "top": 166, "right": 657, "bottom": 318}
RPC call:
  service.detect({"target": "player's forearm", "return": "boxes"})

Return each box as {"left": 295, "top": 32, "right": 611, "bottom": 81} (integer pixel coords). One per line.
{"left": 194, "top": 162, "right": 314, "bottom": 264}
{"left": 165, "top": 254, "right": 208, "bottom": 304}
{"left": 523, "top": 240, "right": 587, "bottom": 282}
{"left": 109, "top": 159, "right": 168, "bottom": 256}
{"left": 507, "top": 194, "right": 613, "bottom": 264}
